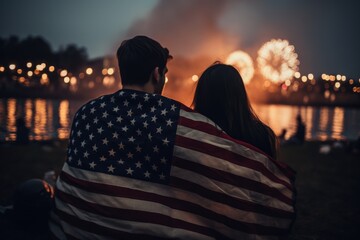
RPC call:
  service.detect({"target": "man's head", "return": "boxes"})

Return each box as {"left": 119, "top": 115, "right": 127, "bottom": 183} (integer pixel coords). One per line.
{"left": 116, "top": 36, "right": 171, "bottom": 94}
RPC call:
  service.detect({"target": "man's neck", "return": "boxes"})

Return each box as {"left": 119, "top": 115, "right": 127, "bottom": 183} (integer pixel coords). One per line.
{"left": 122, "top": 82, "right": 155, "bottom": 94}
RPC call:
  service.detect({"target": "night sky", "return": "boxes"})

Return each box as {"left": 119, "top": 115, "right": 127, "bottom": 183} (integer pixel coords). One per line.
{"left": 1, "top": 0, "right": 359, "bottom": 78}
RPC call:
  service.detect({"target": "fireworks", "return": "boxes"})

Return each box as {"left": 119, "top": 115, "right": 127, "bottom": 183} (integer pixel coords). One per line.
{"left": 257, "top": 39, "right": 299, "bottom": 83}
{"left": 225, "top": 50, "right": 254, "bottom": 84}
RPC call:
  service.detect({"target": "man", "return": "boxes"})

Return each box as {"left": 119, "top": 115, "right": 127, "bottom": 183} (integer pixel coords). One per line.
{"left": 50, "top": 36, "right": 296, "bottom": 239}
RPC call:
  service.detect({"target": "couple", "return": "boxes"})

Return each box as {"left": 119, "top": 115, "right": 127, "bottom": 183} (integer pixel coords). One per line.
{"left": 51, "top": 36, "right": 295, "bottom": 240}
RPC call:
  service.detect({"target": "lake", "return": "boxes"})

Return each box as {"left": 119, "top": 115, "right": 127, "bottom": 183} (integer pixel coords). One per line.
{"left": 0, "top": 98, "right": 359, "bottom": 141}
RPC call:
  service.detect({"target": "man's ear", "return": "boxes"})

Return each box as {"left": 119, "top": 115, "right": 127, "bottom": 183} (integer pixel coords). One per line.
{"left": 152, "top": 67, "right": 160, "bottom": 83}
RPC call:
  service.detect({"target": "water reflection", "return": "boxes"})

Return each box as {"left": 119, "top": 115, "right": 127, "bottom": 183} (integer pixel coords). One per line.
{"left": 58, "top": 100, "right": 70, "bottom": 139}
{"left": 252, "top": 104, "right": 359, "bottom": 141}
{"left": 0, "top": 99, "right": 359, "bottom": 141}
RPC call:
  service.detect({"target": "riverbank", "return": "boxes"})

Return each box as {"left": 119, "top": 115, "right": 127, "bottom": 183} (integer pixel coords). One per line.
{"left": 0, "top": 140, "right": 359, "bottom": 239}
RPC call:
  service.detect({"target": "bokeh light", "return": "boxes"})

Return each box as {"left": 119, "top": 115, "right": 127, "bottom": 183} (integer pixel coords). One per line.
{"left": 225, "top": 50, "right": 254, "bottom": 84}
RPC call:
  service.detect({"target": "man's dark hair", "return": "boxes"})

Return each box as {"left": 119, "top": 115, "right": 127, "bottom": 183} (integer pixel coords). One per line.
{"left": 116, "top": 36, "right": 171, "bottom": 86}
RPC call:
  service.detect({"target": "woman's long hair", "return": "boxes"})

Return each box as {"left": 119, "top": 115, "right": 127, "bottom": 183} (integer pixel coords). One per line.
{"left": 192, "top": 63, "right": 278, "bottom": 159}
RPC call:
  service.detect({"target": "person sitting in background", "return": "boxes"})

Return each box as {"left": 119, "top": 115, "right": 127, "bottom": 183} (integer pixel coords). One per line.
{"left": 192, "top": 62, "right": 278, "bottom": 159}
{"left": 288, "top": 114, "right": 306, "bottom": 145}
{"left": 16, "top": 117, "right": 29, "bottom": 144}
{"left": 278, "top": 128, "right": 287, "bottom": 145}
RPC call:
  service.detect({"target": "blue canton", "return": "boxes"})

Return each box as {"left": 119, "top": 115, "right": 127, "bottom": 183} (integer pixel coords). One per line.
{"left": 67, "top": 89, "right": 180, "bottom": 184}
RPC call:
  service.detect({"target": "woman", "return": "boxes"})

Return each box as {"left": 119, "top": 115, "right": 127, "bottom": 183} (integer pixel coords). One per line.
{"left": 193, "top": 63, "right": 278, "bottom": 159}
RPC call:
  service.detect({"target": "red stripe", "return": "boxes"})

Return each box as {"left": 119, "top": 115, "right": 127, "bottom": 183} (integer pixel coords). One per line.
{"left": 55, "top": 208, "right": 170, "bottom": 240}
{"left": 59, "top": 171, "right": 291, "bottom": 233}
{"left": 178, "top": 110, "right": 296, "bottom": 180}
{"left": 175, "top": 134, "right": 294, "bottom": 192}
{"left": 56, "top": 190, "right": 235, "bottom": 240}
{"left": 170, "top": 176, "right": 294, "bottom": 219}
{"left": 172, "top": 156, "right": 293, "bottom": 206}
{"left": 60, "top": 170, "right": 293, "bottom": 219}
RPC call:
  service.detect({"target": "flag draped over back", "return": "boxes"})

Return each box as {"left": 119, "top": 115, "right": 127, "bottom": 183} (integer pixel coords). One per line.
{"left": 50, "top": 89, "right": 296, "bottom": 240}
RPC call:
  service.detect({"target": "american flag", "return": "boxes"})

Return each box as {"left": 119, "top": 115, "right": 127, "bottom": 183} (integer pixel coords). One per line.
{"left": 50, "top": 89, "right": 296, "bottom": 240}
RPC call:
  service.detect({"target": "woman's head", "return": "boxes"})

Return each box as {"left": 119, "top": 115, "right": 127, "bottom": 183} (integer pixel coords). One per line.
{"left": 193, "top": 63, "right": 250, "bottom": 138}
{"left": 193, "top": 63, "right": 277, "bottom": 158}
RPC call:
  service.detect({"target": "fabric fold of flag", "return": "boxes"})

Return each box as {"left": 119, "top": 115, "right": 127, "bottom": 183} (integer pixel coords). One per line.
{"left": 50, "top": 89, "right": 296, "bottom": 240}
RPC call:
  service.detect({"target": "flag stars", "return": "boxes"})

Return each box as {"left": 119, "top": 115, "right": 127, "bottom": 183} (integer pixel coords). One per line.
{"left": 161, "top": 157, "right": 167, "bottom": 164}
{"left": 145, "top": 155, "right": 151, "bottom": 161}
{"left": 144, "top": 94, "right": 149, "bottom": 101}
{"left": 137, "top": 103, "right": 143, "bottom": 109}
{"left": 135, "top": 161, "right": 142, "bottom": 168}
{"left": 127, "top": 109, "right": 133, "bottom": 117}
{"left": 158, "top": 99, "right": 163, "bottom": 106}
{"left": 112, "top": 132, "right": 119, "bottom": 139}
{"left": 81, "top": 114, "right": 86, "bottom": 120}
{"left": 81, "top": 140, "right": 86, "bottom": 147}
{"left": 100, "top": 102, "right": 106, "bottom": 108}
{"left": 159, "top": 173, "right": 165, "bottom": 180}
{"left": 90, "top": 107, "right": 96, "bottom": 114}
{"left": 108, "top": 165, "right": 115, "bottom": 173}
{"left": 136, "top": 129, "right": 142, "bottom": 136}
{"left": 148, "top": 133, "right": 153, "bottom": 140}
{"left": 136, "top": 145, "right": 142, "bottom": 152}
{"left": 94, "top": 117, "right": 99, "bottom": 124}
{"left": 85, "top": 123, "right": 90, "bottom": 130}
{"left": 110, "top": 96, "right": 115, "bottom": 103}
{"left": 161, "top": 109, "right": 168, "bottom": 116}
{"left": 141, "top": 113, "right": 147, "bottom": 118}
{"left": 89, "top": 133, "right": 94, "bottom": 140}
{"left": 68, "top": 156, "right": 73, "bottom": 162}
{"left": 113, "top": 106, "right": 119, "bottom": 112}
{"left": 128, "top": 136, "right": 135, "bottom": 142}
{"left": 143, "top": 121, "right": 149, "bottom": 128}
{"left": 74, "top": 148, "right": 78, "bottom": 154}
{"left": 89, "top": 162, "right": 96, "bottom": 169}
{"left": 122, "top": 126, "right": 128, "bottom": 132}
{"left": 123, "top": 100, "right": 129, "bottom": 107}
{"left": 151, "top": 116, "right": 157, "bottom": 122}
{"left": 75, "top": 121, "right": 79, "bottom": 127}
{"left": 127, "top": 152, "right": 134, "bottom": 159}
{"left": 118, "top": 159, "right": 124, "bottom": 165}
{"left": 144, "top": 171, "right": 151, "bottom": 178}
{"left": 109, "top": 149, "right": 116, "bottom": 156}
{"left": 77, "top": 130, "right": 82, "bottom": 137}
{"left": 126, "top": 167, "right": 134, "bottom": 175}
{"left": 77, "top": 160, "right": 82, "bottom": 166}
{"left": 156, "top": 126, "right": 163, "bottom": 134}
{"left": 150, "top": 106, "right": 156, "bottom": 113}
{"left": 153, "top": 145, "right": 159, "bottom": 153}
{"left": 152, "top": 164, "right": 158, "bottom": 171}
{"left": 171, "top": 104, "right": 177, "bottom": 111}
{"left": 131, "top": 93, "right": 137, "bottom": 99}
{"left": 116, "top": 116, "right": 123, "bottom": 123}
{"left": 162, "top": 138, "right": 170, "bottom": 146}
{"left": 90, "top": 100, "right": 95, "bottom": 105}
{"left": 107, "top": 121, "right": 113, "bottom": 128}
{"left": 130, "top": 119, "right": 136, "bottom": 125}
{"left": 100, "top": 156, "right": 106, "bottom": 161}
{"left": 166, "top": 119, "right": 173, "bottom": 126}
{"left": 97, "top": 127, "right": 104, "bottom": 134}
{"left": 102, "top": 111, "right": 109, "bottom": 118}
{"left": 92, "top": 144, "right": 98, "bottom": 152}
{"left": 118, "top": 142, "right": 125, "bottom": 150}
{"left": 83, "top": 151, "right": 89, "bottom": 158}
{"left": 102, "top": 138, "right": 109, "bottom": 145}
{"left": 119, "top": 91, "right": 125, "bottom": 96}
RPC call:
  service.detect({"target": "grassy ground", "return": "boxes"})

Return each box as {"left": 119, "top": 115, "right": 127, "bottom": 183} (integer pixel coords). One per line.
{"left": 0, "top": 140, "right": 359, "bottom": 239}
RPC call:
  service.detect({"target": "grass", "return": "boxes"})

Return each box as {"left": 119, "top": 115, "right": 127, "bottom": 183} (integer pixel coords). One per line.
{"left": 1, "top": 140, "right": 359, "bottom": 239}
